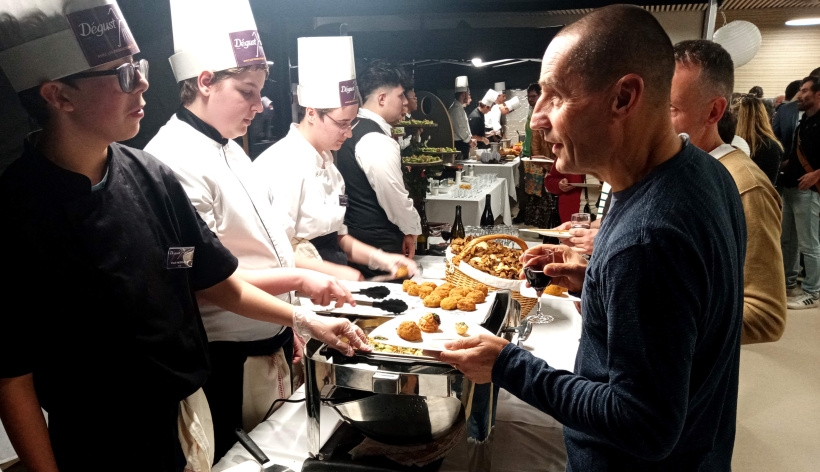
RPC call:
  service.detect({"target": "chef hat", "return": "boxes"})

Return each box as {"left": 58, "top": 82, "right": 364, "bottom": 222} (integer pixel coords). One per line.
{"left": 505, "top": 96, "right": 520, "bottom": 112}
{"left": 455, "top": 76, "right": 469, "bottom": 92}
{"left": 494, "top": 82, "right": 506, "bottom": 92}
{"left": 169, "top": 0, "right": 266, "bottom": 82}
{"left": 296, "top": 36, "right": 358, "bottom": 109}
{"left": 0, "top": 0, "right": 140, "bottom": 92}
{"left": 480, "top": 89, "right": 498, "bottom": 107}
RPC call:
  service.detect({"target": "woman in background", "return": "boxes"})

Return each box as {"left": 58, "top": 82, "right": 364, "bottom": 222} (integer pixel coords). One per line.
{"left": 735, "top": 95, "right": 783, "bottom": 186}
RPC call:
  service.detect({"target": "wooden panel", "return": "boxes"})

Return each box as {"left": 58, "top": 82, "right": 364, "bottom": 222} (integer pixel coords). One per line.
{"left": 410, "top": 91, "right": 455, "bottom": 148}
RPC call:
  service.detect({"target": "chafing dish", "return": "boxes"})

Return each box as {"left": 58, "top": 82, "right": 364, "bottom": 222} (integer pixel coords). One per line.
{"left": 304, "top": 290, "right": 522, "bottom": 462}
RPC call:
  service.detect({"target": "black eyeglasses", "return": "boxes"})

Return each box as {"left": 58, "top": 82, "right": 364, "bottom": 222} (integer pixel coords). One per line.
{"left": 67, "top": 59, "right": 149, "bottom": 93}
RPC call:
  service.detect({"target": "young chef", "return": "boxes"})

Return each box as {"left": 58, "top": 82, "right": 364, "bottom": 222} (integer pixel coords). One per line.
{"left": 447, "top": 76, "right": 473, "bottom": 159}
{"left": 0, "top": 2, "right": 368, "bottom": 470}
{"left": 143, "top": 0, "right": 366, "bottom": 462}
{"left": 254, "top": 37, "right": 417, "bottom": 278}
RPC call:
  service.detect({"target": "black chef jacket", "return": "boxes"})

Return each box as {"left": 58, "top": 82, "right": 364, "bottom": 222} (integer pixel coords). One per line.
{"left": 468, "top": 107, "right": 489, "bottom": 149}
{"left": 0, "top": 135, "right": 238, "bottom": 470}
{"left": 782, "top": 111, "right": 820, "bottom": 189}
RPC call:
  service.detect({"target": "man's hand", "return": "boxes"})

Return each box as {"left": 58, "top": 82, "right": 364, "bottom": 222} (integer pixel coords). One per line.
{"left": 292, "top": 308, "right": 371, "bottom": 356}
{"left": 292, "top": 333, "right": 306, "bottom": 363}
{"left": 403, "top": 234, "right": 417, "bottom": 259}
{"left": 369, "top": 248, "right": 419, "bottom": 277}
{"left": 424, "top": 334, "right": 510, "bottom": 384}
{"left": 520, "top": 244, "right": 587, "bottom": 293}
{"left": 565, "top": 228, "right": 599, "bottom": 255}
{"left": 551, "top": 221, "right": 571, "bottom": 231}
{"left": 299, "top": 272, "right": 355, "bottom": 308}
{"left": 798, "top": 169, "right": 820, "bottom": 190}
{"left": 558, "top": 178, "right": 574, "bottom": 193}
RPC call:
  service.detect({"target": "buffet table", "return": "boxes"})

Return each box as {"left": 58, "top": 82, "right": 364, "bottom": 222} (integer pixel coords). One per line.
{"left": 463, "top": 157, "right": 520, "bottom": 201}
{"left": 425, "top": 178, "right": 511, "bottom": 226}
{"left": 215, "top": 254, "right": 580, "bottom": 472}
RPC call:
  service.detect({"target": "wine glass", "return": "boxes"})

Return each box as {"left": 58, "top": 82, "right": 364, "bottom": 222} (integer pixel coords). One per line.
{"left": 523, "top": 250, "right": 555, "bottom": 324}
{"left": 440, "top": 223, "right": 453, "bottom": 245}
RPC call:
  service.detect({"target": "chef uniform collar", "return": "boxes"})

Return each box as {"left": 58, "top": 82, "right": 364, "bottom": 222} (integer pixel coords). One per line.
{"left": 176, "top": 107, "right": 229, "bottom": 145}
{"left": 168, "top": 0, "right": 267, "bottom": 82}
{"left": 297, "top": 36, "right": 358, "bottom": 109}
{"left": 481, "top": 89, "right": 499, "bottom": 107}
{"left": 0, "top": 0, "right": 140, "bottom": 92}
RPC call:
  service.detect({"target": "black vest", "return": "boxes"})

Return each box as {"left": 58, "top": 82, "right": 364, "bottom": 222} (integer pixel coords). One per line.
{"left": 337, "top": 117, "right": 403, "bottom": 239}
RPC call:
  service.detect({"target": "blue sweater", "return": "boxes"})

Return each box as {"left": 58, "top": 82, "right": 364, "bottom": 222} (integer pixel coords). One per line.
{"left": 493, "top": 141, "right": 745, "bottom": 470}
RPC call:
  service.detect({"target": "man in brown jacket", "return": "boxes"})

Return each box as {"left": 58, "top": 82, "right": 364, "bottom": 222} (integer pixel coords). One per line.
{"left": 670, "top": 40, "right": 786, "bottom": 343}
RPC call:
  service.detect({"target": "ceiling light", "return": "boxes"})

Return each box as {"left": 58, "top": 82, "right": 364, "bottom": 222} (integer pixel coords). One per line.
{"left": 786, "top": 18, "right": 820, "bottom": 26}
{"left": 471, "top": 57, "right": 483, "bottom": 67}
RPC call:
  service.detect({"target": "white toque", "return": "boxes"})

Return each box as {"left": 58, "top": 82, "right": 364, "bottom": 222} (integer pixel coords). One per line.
{"left": 494, "top": 81, "right": 505, "bottom": 92}
{"left": 480, "top": 89, "right": 499, "bottom": 107}
{"left": 296, "top": 36, "right": 358, "bottom": 109}
{"left": 454, "top": 75, "right": 469, "bottom": 93}
{"left": 505, "top": 96, "right": 521, "bottom": 112}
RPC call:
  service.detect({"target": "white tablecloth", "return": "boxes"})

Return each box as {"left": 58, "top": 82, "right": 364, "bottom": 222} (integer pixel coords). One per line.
{"left": 215, "top": 253, "right": 581, "bottom": 472}
{"left": 425, "top": 178, "right": 511, "bottom": 226}
{"left": 464, "top": 157, "right": 520, "bottom": 201}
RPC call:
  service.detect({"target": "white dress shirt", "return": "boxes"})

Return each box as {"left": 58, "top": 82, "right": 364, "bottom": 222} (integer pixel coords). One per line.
{"left": 485, "top": 104, "right": 502, "bottom": 133}
{"left": 254, "top": 123, "right": 348, "bottom": 240}
{"left": 145, "top": 115, "right": 293, "bottom": 342}
{"left": 447, "top": 100, "right": 471, "bottom": 144}
{"left": 355, "top": 108, "right": 422, "bottom": 235}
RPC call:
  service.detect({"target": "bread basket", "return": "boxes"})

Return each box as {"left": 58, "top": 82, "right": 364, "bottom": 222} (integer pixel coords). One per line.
{"left": 445, "top": 234, "right": 537, "bottom": 316}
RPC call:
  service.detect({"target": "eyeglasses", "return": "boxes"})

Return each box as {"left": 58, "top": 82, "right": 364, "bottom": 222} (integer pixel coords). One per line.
{"left": 67, "top": 59, "right": 149, "bottom": 93}
{"left": 324, "top": 114, "right": 358, "bottom": 133}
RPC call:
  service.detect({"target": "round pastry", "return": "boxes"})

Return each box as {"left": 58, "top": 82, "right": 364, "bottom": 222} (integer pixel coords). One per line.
{"left": 439, "top": 282, "right": 454, "bottom": 291}
{"left": 450, "top": 287, "right": 470, "bottom": 299}
{"left": 402, "top": 279, "right": 417, "bottom": 292}
{"left": 473, "top": 284, "right": 489, "bottom": 296}
{"left": 454, "top": 321, "right": 469, "bottom": 336}
{"left": 545, "top": 285, "right": 567, "bottom": 297}
{"left": 421, "top": 282, "right": 438, "bottom": 290}
{"left": 407, "top": 284, "right": 421, "bottom": 296}
{"left": 418, "top": 286, "right": 435, "bottom": 299}
{"left": 457, "top": 298, "right": 477, "bottom": 311}
{"left": 440, "top": 297, "right": 459, "bottom": 311}
{"left": 433, "top": 287, "right": 451, "bottom": 297}
{"left": 395, "top": 266, "right": 409, "bottom": 278}
{"left": 418, "top": 312, "right": 441, "bottom": 332}
{"left": 423, "top": 294, "right": 443, "bottom": 308}
{"left": 466, "top": 290, "right": 486, "bottom": 304}
{"left": 396, "top": 321, "right": 422, "bottom": 341}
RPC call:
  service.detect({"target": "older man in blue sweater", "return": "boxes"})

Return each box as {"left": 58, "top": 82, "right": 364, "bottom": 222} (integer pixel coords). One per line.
{"left": 434, "top": 5, "right": 745, "bottom": 471}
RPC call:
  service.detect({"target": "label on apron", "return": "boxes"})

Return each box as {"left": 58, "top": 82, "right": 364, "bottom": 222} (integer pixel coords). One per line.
{"left": 339, "top": 195, "right": 349, "bottom": 207}
{"left": 167, "top": 247, "right": 195, "bottom": 269}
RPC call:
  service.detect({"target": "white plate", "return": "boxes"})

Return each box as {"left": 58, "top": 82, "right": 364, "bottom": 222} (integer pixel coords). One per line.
{"left": 520, "top": 284, "right": 581, "bottom": 302}
{"left": 526, "top": 229, "right": 572, "bottom": 239}
{"left": 568, "top": 183, "right": 603, "bottom": 189}
{"left": 521, "top": 157, "right": 554, "bottom": 163}
{"left": 369, "top": 312, "right": 494, "bottom": 351}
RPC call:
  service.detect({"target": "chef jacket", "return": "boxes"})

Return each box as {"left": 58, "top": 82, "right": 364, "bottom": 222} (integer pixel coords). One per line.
{"left": 0, "top": 135, "right": 237, "bottom": 455}
{"left": 145, "top": 109, "right": 293, "bottom": 343}
{"left": 485, "top": 104, "right": 502, "bottom": 133}
{"left": 254, "top": 123, "right": 349, "bottom": 241}
{"left": 448, "top": 100, "right": 471, "bottom": 144}
{"left": 469, "top": 107, "right": 489, "bottom": 149}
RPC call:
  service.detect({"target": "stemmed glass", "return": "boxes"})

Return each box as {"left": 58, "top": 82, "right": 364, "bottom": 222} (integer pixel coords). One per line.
{"left": 522, "top": 249, "right": 555, "bottom": 324}
{"left": 440, "top": 223, "right": 452, "bottom": 246}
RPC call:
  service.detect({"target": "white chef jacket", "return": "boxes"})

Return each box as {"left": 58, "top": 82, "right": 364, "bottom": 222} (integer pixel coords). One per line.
{"left": 447, "top": 100, "right": 471, "bottom": 144}
{"left": 355, "top": 108, "right": 422, "bottom": 236}
{"left": 145, "top": 115, "right": 294, "bottom": 342}
{"left": 485, "top": 104, "right": 502, "bottom": 133}
{"left": 254, "top": 123, "right": 348, "bottom": 240}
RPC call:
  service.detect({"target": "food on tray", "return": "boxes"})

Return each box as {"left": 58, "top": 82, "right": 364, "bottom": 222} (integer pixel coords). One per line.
{"left": 450, "top": 237, "right": 524, "bottom": 280}
{"left": 545, "top": 285, "right": 568, "bottom": 297}
{"left": 433, "top": 287, "right": 451, "bottom": 297}
{"left": 466, "top": 290, "right": 486, "bottom": 304}
{"left": 373, "top": 335, "right": 388, "bottom": 341}
{"left": 418, "top": 286, "right": 435, "bottom": 299}
{"left": 402, "top": 279, "right": 417, "bottom": 292}
{"left": 472, "top": 284, "right": 489, "bottom": 296}
{"left": 396, "top": 321, "right": 422, "bottom": 341}
{"left": 402, "top": 154, "right": 442, "bottom": 164}
{"left": 397, "top": 119, "right": 435, "bottom": 126}
{"left": 440, "top": 297, "right": 459, "bottom": 310}
{"left": 454, "top": 322, "right": 469, "bottom": 336}
{"left": 439, "top": 282, "right": 454, "bottom": 291}
{"left": 418, "top": 312, "right": 441, "bottom": 332}
{"left": 396, "top": 266, "right": 409, "bottom": 278}
{"left": 419, "top": 147, "right": 458, "bottom": 153}
{"left": 423, "top": 294, "right": 443, "bottom": 308}
{"left": 368, "top": 338, "right": 424, "bottom": 356}
{"left": 459, "top": 184, "right": 472, "bottom": 189}
{"left": 421, "top": 282, "right": 438, "bottom": 289}
{"left": 449, "top": 287, "right": 469, "bottom": 299}
{"left": 457, "top": 298, "right": 477, "bottom": 311}
{"left": 407, "top": 284, "right": 421, "bottom": 296}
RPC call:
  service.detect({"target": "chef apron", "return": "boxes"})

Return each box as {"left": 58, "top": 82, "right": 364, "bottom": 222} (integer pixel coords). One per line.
{"left": 309, "top": 231, "right": 348, "bottom": 265}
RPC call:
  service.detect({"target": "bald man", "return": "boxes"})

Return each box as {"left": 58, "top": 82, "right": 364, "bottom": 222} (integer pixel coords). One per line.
{"left": 431, "top": 5, "right": 745, "bottom": 470}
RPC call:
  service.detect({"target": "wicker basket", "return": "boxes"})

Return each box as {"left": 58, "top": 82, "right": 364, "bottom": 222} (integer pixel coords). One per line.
{"left": 445, "top": 234, "right": 538, "bottom": 315}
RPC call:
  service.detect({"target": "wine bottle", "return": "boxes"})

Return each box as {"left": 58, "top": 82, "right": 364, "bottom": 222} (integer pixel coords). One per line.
{"left": 416, "top": 201, "right": 430, "bottom": 255}
{"left": 480, "top": 194, "right": 494, "bottom": 228}
{"left": 452, "top": 205, "right": 466, "bottom": 240}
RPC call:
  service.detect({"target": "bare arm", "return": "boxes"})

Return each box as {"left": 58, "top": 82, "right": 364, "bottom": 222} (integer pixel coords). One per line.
{"left": 233, "top": 267, "right": 355, "bottom": 308}
{"left": 294, "top": 256, "right": 364, "bottom": 281}
{"left": 0, "top": 375, "right": 58, "bottom": 472}
{"left": 338, "top": 234, "right": 418, "bottom": 276}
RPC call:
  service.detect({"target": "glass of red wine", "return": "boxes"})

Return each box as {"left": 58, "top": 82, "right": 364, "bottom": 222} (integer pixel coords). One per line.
{"left": 523, "top": 250, "right": 555, "bottom": 324}
{"left": 440, "top": 223, "right": 453, "bottom": 245}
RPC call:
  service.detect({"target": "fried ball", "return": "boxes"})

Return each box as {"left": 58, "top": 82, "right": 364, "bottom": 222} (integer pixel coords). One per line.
{"left": 440, "top": 297, "right": 459, "bottom": 310}
{"left": 402, "top": 280, "right": 417, "bottom": 292}
{"left": 450, "top": 287, "right": 470, "bottom": 299}
{"left": 423, "top": 294, "right": 443, "bottom": 308}
{"left": 545, "top": 285, "right": 568, "bottom": 297}
{"left": 457, "top": 298, "right": 477, "bottom": 311}
{"left": 407, "top": 284, "right": 421, "bottom": 296}
{"left": 396, "top": 321, "right": 422, "bottom": 341}
{"left": 439, "top": 282, "right": 454, "bottom": 291}
{"left": 421, "top": 282, "right": 438, "bottom": 290}
{"left": 395, "top": 266, "right": 409, "bottom": 278}
{"left": 454, "top": 321, "right": 469, "bottom": 336}
{"left": 418, "top": 312, "right": 441, "bottom": 332}
{"left": 418, "top": 286, "right": 435, "bottom": 299}
{"left": 433, "top": 287, "right": 451, "bottom": 297}
{"left": 472, "top": 284, "right": 489, "bottom": 296}
{"left": 466, "top": 290, "right": 486, "bottom": 304}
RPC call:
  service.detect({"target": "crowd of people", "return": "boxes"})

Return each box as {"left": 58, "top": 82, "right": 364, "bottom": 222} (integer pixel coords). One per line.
{"left": 0, "top": 0, "right": 817, "bottom": 471}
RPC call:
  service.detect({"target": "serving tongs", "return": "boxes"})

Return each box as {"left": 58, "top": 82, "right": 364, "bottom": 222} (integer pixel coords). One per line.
{"left": 349, "top": 285, "right": 390, "bottom": 299}
{"left": 351, "top": 298, "right": 408, "bottom": 314}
